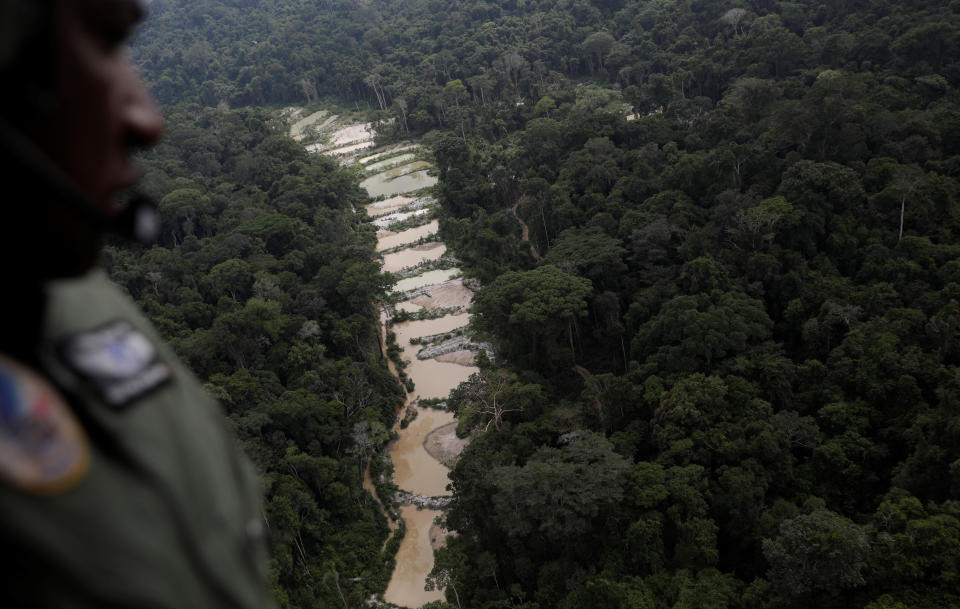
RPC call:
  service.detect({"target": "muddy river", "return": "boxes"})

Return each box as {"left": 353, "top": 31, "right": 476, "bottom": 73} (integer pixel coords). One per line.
{"left": 380, "top": 231, "right": 475, "bottom": 608}
{"left": 321, "top": 123, "right": 477, "bottom": 608}
{"left": 382, "top": 310, "right": 476, "bottom": 608}
{"left": 389, "top": 407, "right": 456, "bottom": 497}
{"left": 384, "top": 506, "right": 445, "bottom": 607}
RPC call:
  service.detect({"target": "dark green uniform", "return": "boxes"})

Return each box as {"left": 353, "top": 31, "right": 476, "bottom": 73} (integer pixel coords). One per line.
{"left": 0, "top": 3, "right": 271, "bottom": 602}
{"left": 0, "top": 271, "right": 273, "bottom": 608}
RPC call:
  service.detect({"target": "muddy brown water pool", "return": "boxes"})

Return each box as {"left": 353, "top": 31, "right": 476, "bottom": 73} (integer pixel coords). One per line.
{"left": 365, "top": 195, "right": 418, "bottom": 218}
{"left": 394, "top": 269, "right": 460, "bottom": 293}
{"left": 382, "top": 243, "right": 446, "bottom": 273}
{"left": 376, "top": 220, "right": 439, "bottom": 252}
{"left": 384, "top": 506, "right": 445, "bottom": 607}
{"left": 389, "top": 407, "right": 456, "bottom": 497}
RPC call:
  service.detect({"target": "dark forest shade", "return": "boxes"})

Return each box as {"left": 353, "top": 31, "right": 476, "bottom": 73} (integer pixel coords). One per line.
{"left": 105, "top": 107, "right": 402, "bottom": 608}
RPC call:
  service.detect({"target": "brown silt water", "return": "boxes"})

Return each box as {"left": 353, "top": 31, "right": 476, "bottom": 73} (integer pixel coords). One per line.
{"left": 334, "top": 133, "right": 478, "bottom": 608}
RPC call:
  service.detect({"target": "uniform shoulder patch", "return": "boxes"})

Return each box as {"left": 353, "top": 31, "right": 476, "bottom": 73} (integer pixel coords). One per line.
{"left": 0, "top": 354, "right": 90, "bottom": 495}
{"left": 59, "top": 320, "right": 172, "bottom": 408}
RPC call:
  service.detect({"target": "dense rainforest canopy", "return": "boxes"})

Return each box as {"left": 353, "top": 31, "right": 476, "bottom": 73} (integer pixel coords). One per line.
{"left": 129, "top": 0, "right": 960, "bottom": 608}
{"left": 106, "top": 107, "right": 403, "bottom": 607}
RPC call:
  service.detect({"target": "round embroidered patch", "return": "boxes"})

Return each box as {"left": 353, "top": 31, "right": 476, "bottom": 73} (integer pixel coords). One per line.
{"left": 0, "top": 354, "right": 90, "bottom": 495}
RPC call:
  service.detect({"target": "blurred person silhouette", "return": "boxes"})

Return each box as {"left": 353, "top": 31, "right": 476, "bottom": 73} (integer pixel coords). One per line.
{"left": 0, "top": 1, "right": 273, "bottom": 606}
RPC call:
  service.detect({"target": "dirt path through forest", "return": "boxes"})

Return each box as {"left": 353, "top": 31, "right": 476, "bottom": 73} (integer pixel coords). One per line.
{"left": 511, "top": 199, "right": 543, "bottom": 261}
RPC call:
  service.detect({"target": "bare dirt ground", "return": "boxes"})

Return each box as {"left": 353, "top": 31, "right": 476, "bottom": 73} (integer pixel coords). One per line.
{"left": 376, "top": 221, "right": 439, "bottom": 252}
{"left": 409, "top": 279, "right": 473, "bottom": 310}
{"left": 359, "top": 144, "right": 419, "bottom": 164}
{"left": 512, "top": 198, "right": 542, "bottom": 261}
{"left": 329, "top": 123, "right": 374, "bottom": 146}
{"left": 373, "top": 208, "right": 431, "bottom": 230}
{"left": 434, "top": 350, "right": 476, "bottom": 365}
{"left": 396, "top": 301, "right": 424, "bottom": 314}
{"left": 366, "top": 196, "right": 417, "bottom": 218}
{"left": 423, "top": 421, "right": 468, "bottom": 468}
{"left": 323, "top": 140, "right": 375, "bottom": 157}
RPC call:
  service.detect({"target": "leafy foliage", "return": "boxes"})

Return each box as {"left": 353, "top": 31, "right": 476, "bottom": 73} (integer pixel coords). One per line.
{"left": 419, "top": 2, "right": 960, "bottom": 609}
{"left": 105, "top": 106, "right": 402, "bottom": 608}
{"left": 128, "top": 1, "right": 960, "bottom": 607}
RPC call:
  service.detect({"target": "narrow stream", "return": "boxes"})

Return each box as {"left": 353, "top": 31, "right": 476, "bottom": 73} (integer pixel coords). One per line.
{"left": 385, "top": 506, "right": 445, "bottom": 607}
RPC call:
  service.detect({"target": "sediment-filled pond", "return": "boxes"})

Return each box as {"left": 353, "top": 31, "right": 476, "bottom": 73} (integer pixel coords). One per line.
{"left": 376, "top": 220, "right": 440, "bottom": 252}
{"left": 362, "top": 169, "right": 438, "bottom": 198}
{"left": 382, "top": 243, "right": 446, "bottom": 273}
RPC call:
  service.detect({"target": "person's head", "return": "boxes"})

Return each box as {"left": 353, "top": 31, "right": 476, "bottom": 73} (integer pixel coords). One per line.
{"left": 0, "top": 0, "right": 163, "bottom": 279}
{"left": 2, "top": 0, "right": 163, "bottom": 212}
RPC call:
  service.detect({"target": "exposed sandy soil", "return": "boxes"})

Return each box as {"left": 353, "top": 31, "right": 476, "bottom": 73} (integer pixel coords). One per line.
{"left": 382, "top": 242, "right": 446, "bottom": 274}
{"left": 329, "top": 122, "right": 374, "bottom": 146}
{"left": 423, "top": 421, "right": 468, "bottom": 468}
{"left": 394, "top": 269, "right": 459, "bottom": 294}
{"left": 434, "top": 350, "right": 476, "bottom": 365}
{"left": 373, "top": 208, "right": 430, "bottom": 230}
{"left": 377, "top": 229, "right": 398, "bottom": 239}
{"left": 323, "top": 140, "right": 375, "bottom": 156}
{"left": 409, "top": 279, "right": 474, "bottom": 310}
{"left": 359, "top": 144, "right": 419, "bottom": 164}
{"left": 366, "top": 153, "right": 417, "bottom": 173}
{"left": 376, "top": 220, "right": 439, "bottom": 252}
{"left": 365, "top": 196, "right": 417, "bottom": 218}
